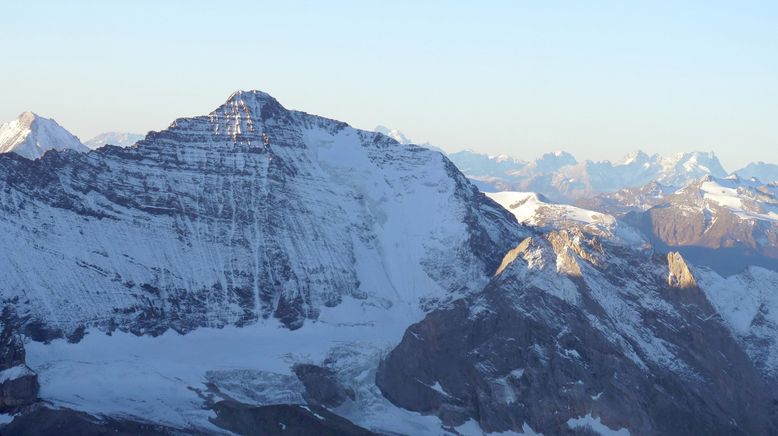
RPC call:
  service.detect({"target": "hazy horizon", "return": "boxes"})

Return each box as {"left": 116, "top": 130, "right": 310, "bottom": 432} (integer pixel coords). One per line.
{"left": 1, "top": 0, "right": 776, "bottom": 169}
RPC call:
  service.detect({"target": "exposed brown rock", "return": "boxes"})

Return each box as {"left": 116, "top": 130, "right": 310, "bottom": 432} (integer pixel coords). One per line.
{"left": 667, "top": 252, "right": 697, "bottom": 289}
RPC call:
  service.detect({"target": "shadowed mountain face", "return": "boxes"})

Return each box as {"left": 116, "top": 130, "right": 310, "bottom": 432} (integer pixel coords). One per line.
{"left": 377, "top": 229, "right": 778, "bottom": 435}
{"left": 0, "top": 90, "right": 521, "bottom": 336}
{"left": 623, "top": 176, "right": 778, "bottom": 275}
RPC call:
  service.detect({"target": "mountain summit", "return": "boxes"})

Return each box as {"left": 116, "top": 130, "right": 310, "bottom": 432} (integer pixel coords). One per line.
{"left": 0, "top": 112, "right": 89, "bottom": 159}
{"left": 0, "top": 89, "right": 519, "bottom": 334}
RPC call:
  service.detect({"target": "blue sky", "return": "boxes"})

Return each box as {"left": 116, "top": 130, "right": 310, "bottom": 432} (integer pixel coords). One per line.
{"left": 1, "top": 0, "right": 776, "bottom": 169}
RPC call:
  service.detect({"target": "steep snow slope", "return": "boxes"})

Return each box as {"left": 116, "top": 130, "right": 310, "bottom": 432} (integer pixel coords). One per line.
{"left": 84, "top": 131, "right": 144, "bottom": 149}
{"left": 0, "top": 112, "right": 89, "bottom": 159}
{"left": 697, "top": 266, "right": 778, "bottom": 377}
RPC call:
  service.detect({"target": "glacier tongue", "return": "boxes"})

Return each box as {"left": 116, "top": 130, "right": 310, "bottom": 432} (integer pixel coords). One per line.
{"left": 25, "top": 300, "right": 446, "bottom": 433}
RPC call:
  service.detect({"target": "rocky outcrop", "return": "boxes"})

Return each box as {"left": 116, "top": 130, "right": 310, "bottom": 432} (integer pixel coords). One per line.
{"left": 667, "top": 252, "right": 697, "bottom": 288}
{"left": 0, "top": 405, "right": 181, "bottom": 436}
{"left": 377, "top": 231, "right": 777, "bottom": 435}
{"left": 629, "top": 176, "right": 778, "bottom": 274}
{"left": 0, "top": 324, "right": 38, "bottom": 411}
{"left": 209, "top": 400, "right": 375, "bottom": 436}
{"left": 293, "top": 363, "right": 354, "bottom": 408}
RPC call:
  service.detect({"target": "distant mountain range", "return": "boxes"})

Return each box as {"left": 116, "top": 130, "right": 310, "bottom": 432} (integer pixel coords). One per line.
{"left": 84, "top": 131, "right": 144, "bottom": 149}
{"left": 447, "top": 148, "right": 735, "bottom": 200}
{"left": 376, "top": 127, "right": 776, "bottom": 200}
{"left": 2, "top": 116, "right": 772, "bottom": 204}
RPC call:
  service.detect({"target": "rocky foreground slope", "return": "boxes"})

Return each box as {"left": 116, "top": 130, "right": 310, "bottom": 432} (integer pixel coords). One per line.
{"left": 378, "top": 194, "right": 778, "bottom": 434}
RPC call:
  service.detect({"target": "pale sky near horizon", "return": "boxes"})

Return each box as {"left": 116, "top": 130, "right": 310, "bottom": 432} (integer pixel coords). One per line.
{"left": 1, "top": 0, "right": 776, "bottom": 169}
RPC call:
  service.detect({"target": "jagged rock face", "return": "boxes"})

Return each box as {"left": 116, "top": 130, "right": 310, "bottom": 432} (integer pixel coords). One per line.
{"left": 1, "top": 405, "right": 183, "bottom": 436}
{"left": 576, "top": 181, "right": 675, "bottom": 216}
{"left": 697, "top": 266, "right": 778, "bottom": 378}
{"left": 293, "top": 363, "right": 354, "bottom": 408}
{"left": 209, "top": 401, "right": 375, "bottom": 436}
{"left": 377, "top": 231, "right": 777, "bottom": 435}
{"left": 0, "top": 324, "right": 24, "bottom": 371}
{"left": 667, "top": 252, "right": 697, "bottom": 288}
{"left": 0, "top": 323, "right": 38, "bottom": 411}
{"left": 0, "top": 91, "right": 521, "bottom": 334}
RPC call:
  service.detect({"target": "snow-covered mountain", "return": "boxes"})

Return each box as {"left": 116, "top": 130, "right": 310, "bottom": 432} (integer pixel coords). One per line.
{"left": 3, "top": 93, "right": 778, "bottom": 434}
{"left": 627, "top": 175, "right": 778, "bottom": 275}
{"left": 0, "top": 91, "right": 519, "bottom": 336}
{"left": 0, "top": 112, "right": 89, "bottom": 159}
{"left": 446, "top": 150, "right": 528, "bottom": 191}
{"left": 84, "top": 131, "right": 144, "bottom": 149}
{"left": 378, "top": 195, "right": 778, "bottom": 434}
{"left": 485, "top": 191, "right": 643, "bottom": 245}
{"left": 0, "top": 90, "right": 521, "bottom": 433}
{"left": 735, "top": 162, "right": 778, "bottom": 184}
{"left": 576, "top": 180, "right": 676, "bottom": 216}
{"left": 373, "top": 125, "right": 412, "bottom": 144}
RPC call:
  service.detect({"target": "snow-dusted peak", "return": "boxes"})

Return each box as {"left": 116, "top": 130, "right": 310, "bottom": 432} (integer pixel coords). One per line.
{"left": 734, "top": 162, "right": 778, "bottom": 184}
{"left": 0, "top": 111, "right": 89, "bottom": 159}
{"left": 225, "top": 89, "right": 278, "bottom": 105}
{"left": 17, "top": 111, "right": 37, "bottom": 126}
{"left": 670, "top": 175, "right": 778, "bottom": 223}
{"left": 217, "top": 89, "right": 285, "bottom": 120}
{"left": 374, "top": 125, "right": 412, "bottom": 144}
{"left": 85, "top": 132, "right": 145, "bottom": 149}
{"left": 618, "top": 150, "right": 654, "bottom": 166}
{"left": 529, "top": 150, "right": 577, "bottom": 173}
{"left": 158, "top": 90, "right": 294, "bottom": 144}
{"left": 487, "top": 191, "right": 644, "bottom": 245}
{"left": 659, "top": 151, "right": 727, "bottom": 183}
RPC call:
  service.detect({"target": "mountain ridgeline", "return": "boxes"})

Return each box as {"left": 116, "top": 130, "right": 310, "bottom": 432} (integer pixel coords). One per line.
{"left": 0, "top": 90, "right": 520, "bottom": 337}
